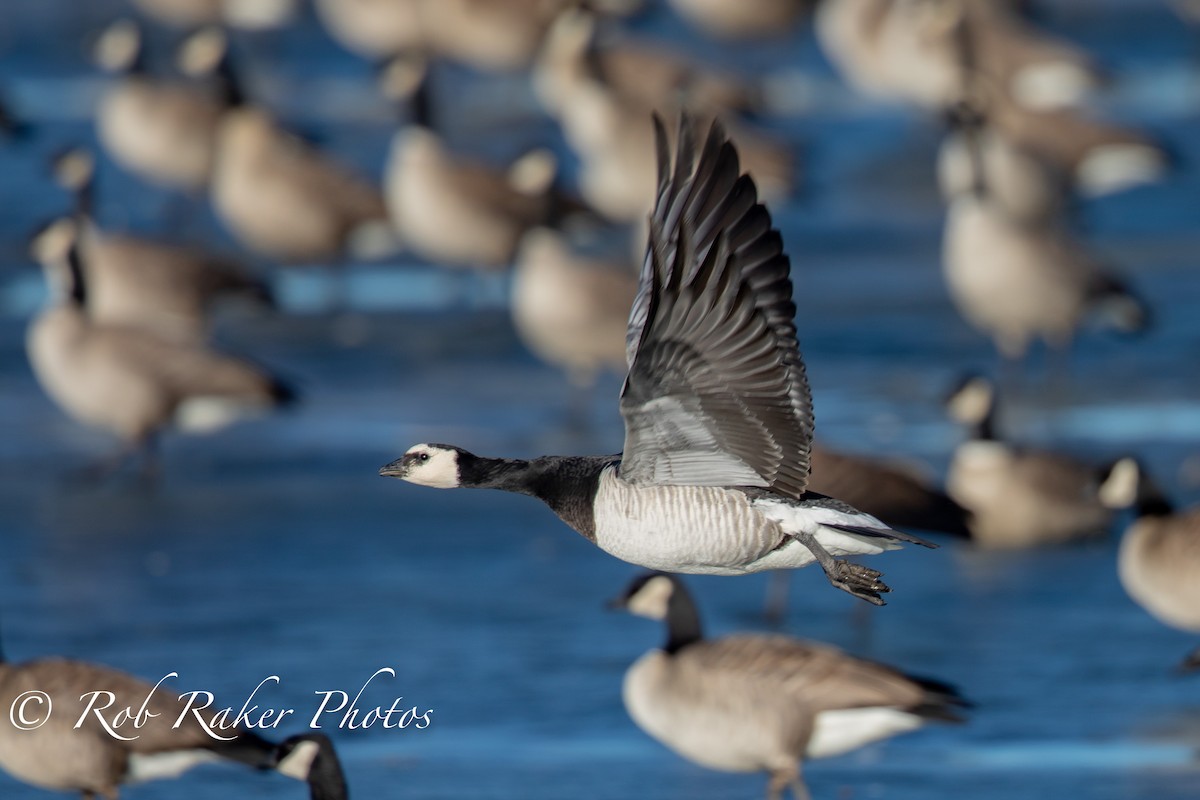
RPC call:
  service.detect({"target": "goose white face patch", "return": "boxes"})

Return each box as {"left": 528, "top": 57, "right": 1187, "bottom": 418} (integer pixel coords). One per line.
{"left": 401, "top": 444, "right": 461, "bottom": 489}
{"left": 1098, "top": 457, "right": 1140, "bottom": 510}
{"left": 626, "top": 575, "right": 674, "bottom": 620}
{"left": 948, "top": 377, "right": 994, "bottom": 427}
{"left": 276, "top": 739, "right": 320, "bottom": 781}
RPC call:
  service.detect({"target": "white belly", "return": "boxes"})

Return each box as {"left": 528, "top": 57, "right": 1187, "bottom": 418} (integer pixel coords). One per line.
{"left": 806, "top": 707, "right": 924, "bottom": 759}
{"left": 592, "top": 471, "right": 898, "bottom": 574}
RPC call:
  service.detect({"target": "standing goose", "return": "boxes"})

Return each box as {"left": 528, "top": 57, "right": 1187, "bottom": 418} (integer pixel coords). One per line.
{"left": 511, "top": 227, "right": 638, "bottom": 396}
{"left": 27, "top": 219, "right": 295, "bottom": 478}
{"left": 941, "top": 102, "right": 1148, "bottom": 361}
{"left": 382, "top": 60, "right": 567, "bottom": 271}
{"left": 0, "top": 650, "right": 345, "bottom": 799}
{"left": 381, "top": 117, "right": 935, "bottom": 604}
{"left": 207, "top": 41, "right": 394, "bottom": 267}
{"left": 611, "top": 572, "right": 970, "bottom": 799}
{"left": 52, "top": 147, "right": 273, "bottom": 343}
{"left": 534, "top": 9, "right": 795, "bottom": 223}
{"left": 1098, "top": 459, "right": 1200, "bottom": 672}
{"left": 666, "top": 0, "right": 808, "bottom": 40}
{"left": 130, "top": 0, "right": 299, "bottom": 30}
{"left": 93, "top": 22, "right": 231, "bottom": 195}
{"left": 944, "top": 375, "right": 1125, "bottom": 548}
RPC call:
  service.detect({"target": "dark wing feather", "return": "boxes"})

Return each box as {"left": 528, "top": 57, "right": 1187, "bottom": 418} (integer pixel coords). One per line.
{"left": 620, "top": 115, "right": 813, "bottom": 498}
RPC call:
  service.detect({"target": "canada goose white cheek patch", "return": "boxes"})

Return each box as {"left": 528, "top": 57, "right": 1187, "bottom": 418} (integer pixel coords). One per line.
{"left": 276, "top": 739, "right": 320, "bottom": 781}
{"left": 626, "top": 575, "right": 673, "bottom": 620}
{"left": 126, "top": 750, "right": 220, "bottom": 783}
{"left": 1099, "top": 457, "right": 1140, "bottom": 509}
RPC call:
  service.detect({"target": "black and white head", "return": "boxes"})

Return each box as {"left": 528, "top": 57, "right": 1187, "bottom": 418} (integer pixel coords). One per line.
{"left": 609, "top": 572, "right": 679, "bottom": 621}
{"left": 275, "top": 733, "right": 348, "bottom": 800}
{"left": 945, "top": 374, "right": 995, "bottom": 428}
{"left": 1097, "top": 457, "right": 1144, "bottom": 511}
{"left": 379, "top": 444, "right": 468, "bottom": 488}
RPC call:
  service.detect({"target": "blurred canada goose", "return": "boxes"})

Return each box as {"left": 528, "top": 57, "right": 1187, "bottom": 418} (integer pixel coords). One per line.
{"left": 941, "top": 107, "right": 1148, "bottom": 361}
{"left": 52, "top": 149, "right": 273, "bottom": 342}
{"left": 27, "top": 219, "right": 295, "bottom": 477}
{"left": 944, "top": 375, "right": 1124, "bottom": 548}
{"left": 535, "top": 12, "right": 764, "bottom": 118}
{"left": 0, "top": 651, "right": 345, "bottom": 799}
{"left": 416, "top": 0, "right": 567, "bottom": 71}
{"left": 937, "top": 106, "right": 1071, "bottom": 223}
{"left": 382, "top": 62, "right": 566, "bottom": 270}
{"left": 666, "top": 0, "right": 808, "bottom": 40}
{"left": 535, "top": 9, "right": 794, "bottom": 222}
{"left": 611, "top": 572, "right": 969, "bottom": 799}
{"left": 130, "top": 0, "right": 298, "bottom": 30}
{"left": 984, "top": 93, "right": 1173, "bottom": 200}
{"left": 511, "top": 227, "right": 637, "bottom": 390}
{"left": 210, "top": 104, "right": 394, "bottom": 266}
{"left": 1097, "top": 459, "right": 1200, "bottom": 672}
{"left": 93, "top": 22, "right": 231, "bottom": 194}
{"left": 313, "top": 0, "right": 424, "bottom": 61}
{"left": 816, "top": 0, "right": 1101, "bottom": 111}
{"left": 381, "top": 118, "right": 934, "bottom": 605}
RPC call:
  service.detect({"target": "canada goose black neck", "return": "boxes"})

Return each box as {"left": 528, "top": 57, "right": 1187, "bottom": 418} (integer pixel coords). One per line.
{"left": 455, "top": 450, "right": 613, "bottom": 542}
{"left": 65, "top": 239, "right": 88, "bottom": 309}
{"left": 1133, "top": 486, "right": 1174, "bottom": 519}
{"left": 214, "top": 51, "right": 246, "bottom": 109}
{"left": 662, "top": 578, "right": 704, "bottom": 655}
{"left": 409, "top": 73, "right": 435, "bottom": 132}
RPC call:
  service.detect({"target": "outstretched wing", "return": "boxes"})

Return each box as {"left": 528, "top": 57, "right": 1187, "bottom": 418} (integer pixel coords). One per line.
{"left": 620, "top": 115, "right": 813, "bottom": 499}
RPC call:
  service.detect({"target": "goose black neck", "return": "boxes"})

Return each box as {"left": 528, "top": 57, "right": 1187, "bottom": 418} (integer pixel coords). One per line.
{"left": 457, "top": 452, "right": 610, "bottom": 542}
{"left": 214, "top": 51, "right": 246, "bottom": 109}
{"left": 66, "top": 239, "right": 87, "bottom": 308}
{"left": 1134, "top": 488, "right": 1174, "bottom": 519}
{"left": 307, "top": 736, "right": 349, "bottom": 800}
{"left": 968, "top": 396, "right": 997, "bottom": 442}
{"left": 662, "top": 579, "right": 704, "bottom": 655}
{"left": 409, "top": 71, "right": 435, "bottom": 132}
{"left": 74, "top": 168, "right": 96, "bottom": 222}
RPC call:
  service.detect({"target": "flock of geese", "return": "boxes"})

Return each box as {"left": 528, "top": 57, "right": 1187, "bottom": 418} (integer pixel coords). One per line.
{"left": 3, "top": 0, "right": 1199, "bottom": 798}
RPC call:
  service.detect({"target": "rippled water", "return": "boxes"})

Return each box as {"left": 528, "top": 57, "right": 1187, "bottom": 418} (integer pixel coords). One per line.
{"left": 2, "top": 1, "right": 1199, "bottom": 798}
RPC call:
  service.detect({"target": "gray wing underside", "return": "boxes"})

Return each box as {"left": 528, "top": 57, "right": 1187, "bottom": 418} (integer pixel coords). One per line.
{"left": 620, "top": 115, "right": 814, "bottom": 499}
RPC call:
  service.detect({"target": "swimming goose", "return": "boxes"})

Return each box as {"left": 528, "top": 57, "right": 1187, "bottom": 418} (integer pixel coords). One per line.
{"left": 941, "top": 105, "right": 1148, "bottom": 361}
{"left": 944, "top": 375, "right": 1124, "bottom": 548}
{"left": 611, "top": 572, "right": 969, "bottom": 799}
{"left": 27, "top": 219, "right": 295, "bottom": 478}
{"left": 52, "top": 149, "right": 273, "bottom": 343}
{"left": 0, "top": 651, "right": 345, "bottom": 799}
{"left": 93, "top": 21, "right": 230, "bottom": 195}
{"left": 382, "top": 62, "right": 568, "bottom": 271}
{"left": 382, "top": 117, "right": 934, "bottom": 604}
{"left": 1098, "top": 459, "right": 1200, "bottom": 672}
{"left": 534, "top": 9, "right": 795, "bottom": 222}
